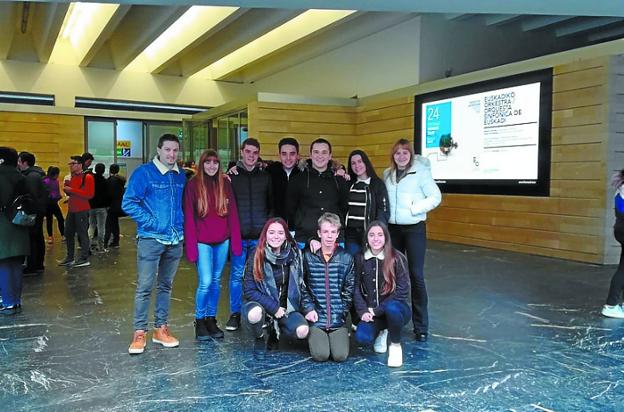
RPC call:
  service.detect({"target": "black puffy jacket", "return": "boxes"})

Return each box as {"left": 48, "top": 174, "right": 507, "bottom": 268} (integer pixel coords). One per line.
{"left": 20, "top": 166, "right": 47, "bottom": 215}
{"left": 301, "top": 246, "right": 355, "bottom": 330}
{"left": 286, "top": 162, "right": 349, "bottom": 243}
{"left": 230, "top": 163, "right": 273, "bottom": 239}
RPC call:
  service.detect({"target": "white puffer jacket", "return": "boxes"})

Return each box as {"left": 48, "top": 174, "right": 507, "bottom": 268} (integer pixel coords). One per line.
{"left": 383, "top": 156, "right": 442, "bottom": 225}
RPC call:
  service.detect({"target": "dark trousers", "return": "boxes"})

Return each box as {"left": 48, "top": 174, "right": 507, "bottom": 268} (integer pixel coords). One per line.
{"left": 65, "top": 210, "right": 90, "bottom": 261}
{"left": 25, "top": 214, "right": 45, "bottom": 270}
{"left": 104, "top": 210, "right": 120, "bottom": 246}
{"left": 354, "top": 300, "right": 411, "bottom": 344}
{"left": 242, "top": 302, "right": 307, "bottom": 340}
{"left": 45, "top": 200, "right": 65, "bottom": 237}
{"left": 389, "top": 222, "right": 428, "bottom": 334}
{"left": 606, "top": 220, "right": 624, "bottom": 305}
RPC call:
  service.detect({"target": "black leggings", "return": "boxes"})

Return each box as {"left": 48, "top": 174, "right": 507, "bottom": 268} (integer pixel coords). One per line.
{"left": 606, "top": 219, "right": 624, "bottom": 305}
{"left": 45, "top": 200, "right": 64, "bottom": 237}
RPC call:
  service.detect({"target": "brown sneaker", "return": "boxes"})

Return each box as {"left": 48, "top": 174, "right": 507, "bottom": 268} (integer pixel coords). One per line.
{"left": 152, "top": 325, "right": 179, "bottom": 348}
{"left": 128, "top": 330, "right": 146, "bottom": 354}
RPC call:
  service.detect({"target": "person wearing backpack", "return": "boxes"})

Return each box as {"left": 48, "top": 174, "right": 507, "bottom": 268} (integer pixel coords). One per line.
{"left": 17, "top": 152, "right": 48, "bottom": 275}
{"left": 0, "top": 147, "right": 30, "bottom": 315}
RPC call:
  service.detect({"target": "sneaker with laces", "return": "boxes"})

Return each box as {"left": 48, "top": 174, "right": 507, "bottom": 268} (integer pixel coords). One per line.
{"left": 73, "top": 259, "right": 91, "bottom": 268}
{"left": 387, "top": 343, "right": 403, "bottom": 367}
{"left": 374, "top": 329, "right": 388, "bottom": 353}
{"left": 226, "top": 313, "right": 241, "bottom": 331}
{"left": 58, "top": 257, "right": 74, "bottom": 266}
{"left": 152, "top": 325, "right": 179, "bottom": 348}
{"left": 128, "top": 330, "right": 147, "bottom": 354}
{"left": 602, "top": 304, "right": 624, "bottom": 319}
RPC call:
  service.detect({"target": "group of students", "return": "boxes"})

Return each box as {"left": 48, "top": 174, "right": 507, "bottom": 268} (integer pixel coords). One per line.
{"left": 122, "top": 132, "right": 441, "bottom": 368}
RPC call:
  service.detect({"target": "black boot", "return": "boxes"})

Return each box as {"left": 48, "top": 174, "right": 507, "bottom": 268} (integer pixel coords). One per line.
{"left": 266, "top": 322, "right": 279, "bottom": 351}
{"left": 195, "top": 318, "right": 210, "bottom": 341}
{"left": 204, "top": 316, "right": 224, "bottom": 338}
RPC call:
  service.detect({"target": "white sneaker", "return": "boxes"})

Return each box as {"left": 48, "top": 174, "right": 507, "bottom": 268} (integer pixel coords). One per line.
{"left": 602, "top": 304, "right": 624, "bottom": 319}
{"left": 388, "top": 343, "right": 403, "bottom": 367}
{"left": 373, "top": 329, "right": 388, "bottom": 353}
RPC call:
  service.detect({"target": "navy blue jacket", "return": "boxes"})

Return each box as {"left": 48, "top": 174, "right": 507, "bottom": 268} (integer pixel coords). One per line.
{"left": 301, "top": 246, "right": 354, "bottom": 330}
{"left": 353, "top": 250, "right": 410, "bottom": 318}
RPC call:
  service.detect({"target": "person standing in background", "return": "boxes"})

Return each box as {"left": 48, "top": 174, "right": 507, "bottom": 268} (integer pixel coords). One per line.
{"left": 384, "top": 139, "right": 441, "bottom": 342}
{"left": 43, "top": 166, "right": 65, "bottom": 244}
{"left": 104, "top": 164, "right": 125, "bottom": 249}
{"left": 17, "top": 151, "right": 47, "bottom": 275}
{"left": 88, "top": 163, "right": 109, "bottom": 253}
{"left": 58, "top": 155, "right": 95, "bottom": 268}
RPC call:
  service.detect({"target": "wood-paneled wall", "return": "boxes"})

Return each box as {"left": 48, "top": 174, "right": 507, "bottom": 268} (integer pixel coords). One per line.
{"left": 0, "top": 111, "right": 85, "bottom": 172}
{"left": 250, "top": 56, "right": 616, "bottom": 263}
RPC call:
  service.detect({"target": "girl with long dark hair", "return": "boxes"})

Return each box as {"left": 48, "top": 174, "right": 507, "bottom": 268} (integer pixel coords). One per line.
{"left": 384, "top": 138, "right": 441, "bottom": 342}
{"left": 243, "top": 217, "right": 309, "bottom": 349}
{"left": 345, "top": 150, "right": 389, "bottom": 256}
{"left": 184, "top": 149, "right": 242, "bottom": 340}
{"left": 354, "top": 221, "right": 411, "bottom": 367}
{"left": 602, "top": 169, "right": 624, "bottom": 318}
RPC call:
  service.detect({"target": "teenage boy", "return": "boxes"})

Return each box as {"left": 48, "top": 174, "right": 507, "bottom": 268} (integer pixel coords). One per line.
{"left": 16, "top": 151, "right": 47, "bottom": 274}
{"left": 104, "top": 164, "right": 125, "bottom": 249}
{"left": 227, "top": 137, "right": 273, "bottom": 331}
{"left": 301, "top": 212, "right": 354, "bottom": 362}
{"left": 286, "top": 138, "right": 349, "bottom": 248}
{"left": 265, "top": 137, "right": 300, "bottom": 226}
{"left": 58, "top": 155, "right": 95, "bottom": 268}
{"left": 122, "top": 134, "right": 186, "bottom": 355}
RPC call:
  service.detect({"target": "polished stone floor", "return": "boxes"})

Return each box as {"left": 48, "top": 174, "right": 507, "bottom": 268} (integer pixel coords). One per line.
{"left": 1, "top": 219, "right": 623, "bottom": 411}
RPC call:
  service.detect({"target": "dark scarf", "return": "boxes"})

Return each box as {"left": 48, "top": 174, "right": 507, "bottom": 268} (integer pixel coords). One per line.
{"left": 262, "top": 242, "right": 303, "bottom": 315}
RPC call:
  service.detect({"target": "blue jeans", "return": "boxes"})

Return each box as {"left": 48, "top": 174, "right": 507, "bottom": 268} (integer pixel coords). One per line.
{"left": 229, "top": 239, "right": 258, "bottom": 314}
{"left": 354, "top": 300, "right": 411, "bottom": 344}
{"left": 133, "top": 238, "right": 183, "bottom": 331}
{"left": 0, "top": 257, "right": 23, "bottom": 307}
{"left": 195, "top": 241, "right": 229, "bottom": 319}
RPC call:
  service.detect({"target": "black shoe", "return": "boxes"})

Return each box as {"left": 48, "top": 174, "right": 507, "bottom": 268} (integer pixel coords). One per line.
{"left": 195, "top": 318, "right": 210, "bottom": 341}
{"left": 266, "top": 323, "right": 279, "bottom": 351}
{"left": 204, "top": 316, "right": 224, "bottom": 338}
{"left": 225, "top": 313, "right": 241, "bottom": 331}
{"left": 23, "top": 268, "right": 42, "bottom": 277}
{"left": 415, "top": 332, "right": 428, "bottom": 342}
{"left": 109, "top": 243, "right": 120, "bottom": 249}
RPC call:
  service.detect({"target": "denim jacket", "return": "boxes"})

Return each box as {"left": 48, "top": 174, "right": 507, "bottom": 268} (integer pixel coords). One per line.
{"left": 122, "top": 158, "right": 185, "bottom": 244}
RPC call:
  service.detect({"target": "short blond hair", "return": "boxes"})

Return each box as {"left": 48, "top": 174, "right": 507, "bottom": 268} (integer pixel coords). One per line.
{"left": 318, "top": 212, "right": 341, "bottom": 230}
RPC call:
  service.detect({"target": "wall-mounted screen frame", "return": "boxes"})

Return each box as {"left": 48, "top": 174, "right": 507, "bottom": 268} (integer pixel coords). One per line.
{"left": 414, "top": 68, "right": 553, "bottom": 196}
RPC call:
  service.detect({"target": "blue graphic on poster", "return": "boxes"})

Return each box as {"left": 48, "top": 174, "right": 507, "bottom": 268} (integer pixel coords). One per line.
{"left": 424, "top": 101, "right": 451, "bottom": 148}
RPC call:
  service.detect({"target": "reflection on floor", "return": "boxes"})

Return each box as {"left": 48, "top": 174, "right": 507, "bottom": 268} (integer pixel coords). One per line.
{"left": 1, "top": 219, "right": 622, "bottom": 411}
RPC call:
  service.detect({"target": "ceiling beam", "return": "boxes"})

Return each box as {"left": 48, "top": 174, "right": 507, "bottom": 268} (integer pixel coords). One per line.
{"left": 522, "top": 15, "right": 575, "bottom": 31}
{"left": 30, "top": 2, "right": 70, "bottom": 63}
{"left": 0, "top": 3, "right": 18, "bottom": 60}
{"left": 87, "top": 5, "right": 190, "bottom": 70}
{"left": 231, "top": 12, "right": 419, "bottom": 84}
{"left": 587, "top": 25, "right": 624, "bottom": 42}
{"left": 484, "top": 14, "right": 521, "bottom": 26}
{"left": 157, "top": 8, "right": 303, "bottom": 77}
{"left": 108, "top": 0, "right": 624, "bottom": 17}
{"left": 80, "top": 5, "right": 132, "bottom": 67}
{"left": 556, "top": 17, "right": 623, "bottom": 37}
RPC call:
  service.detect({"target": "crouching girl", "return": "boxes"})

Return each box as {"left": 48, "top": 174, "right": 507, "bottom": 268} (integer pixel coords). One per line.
{"left": 243, "top": 218, "right": 309, "bottom": 349}
{"left": 354, "top": 221, "right": 411, "bottom": 367}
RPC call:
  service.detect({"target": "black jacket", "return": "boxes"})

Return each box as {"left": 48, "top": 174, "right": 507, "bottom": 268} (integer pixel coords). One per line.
{"left": 301, "top": 246, "right": 355, "bottom": 330}
{"left": 353, "top": 250, "right": 410, "bottom": 318}
{"left": 285, "top": 161, "right": 349, "bottom": 243}
{"left": 107, "top": 175, "right": 126, "bottom": 214}
{"left": 230, "top": 162, "right": 273, "bottom": 239}
{"left": 20, "top": 166, "right": 47, "bottom": 215}
{"left": 266, "top": 161, "right": 301, "bottom": 229}
{"left": 89, "top": 173, "right": 110, "bottom": 209}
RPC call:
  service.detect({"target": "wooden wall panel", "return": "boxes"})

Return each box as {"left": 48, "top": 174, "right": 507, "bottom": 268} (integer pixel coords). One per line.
{"left": 251, "top": 56, "right": 616, "bottom": 263}
{"left": 0, "top": 111, "right": 84, "bottom": 175}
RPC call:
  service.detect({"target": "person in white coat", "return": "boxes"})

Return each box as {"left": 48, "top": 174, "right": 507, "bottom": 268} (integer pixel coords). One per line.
{"left": 383, "top": 138, "right": 441, "bottom": 341}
